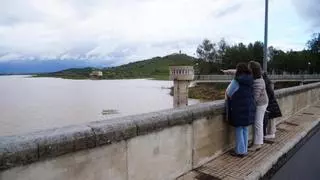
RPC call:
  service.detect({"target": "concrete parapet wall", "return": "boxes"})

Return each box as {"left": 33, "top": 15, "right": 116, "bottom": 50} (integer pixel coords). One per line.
{"left": 275, "top": 82, "right": 320, "bottom": 122}
{"left": 1, "top": 82, "right": 320, "bottom": 180}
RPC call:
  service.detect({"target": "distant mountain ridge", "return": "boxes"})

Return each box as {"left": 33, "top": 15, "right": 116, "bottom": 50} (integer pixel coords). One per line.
{"left": 34, "top": 54, "right": 196, "bottom": 80}
{"left": 0, "top": 59, "right": 109, "bottom": 74}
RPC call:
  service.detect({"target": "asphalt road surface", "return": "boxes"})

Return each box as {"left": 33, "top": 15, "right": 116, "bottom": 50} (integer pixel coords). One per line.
{"left": 271, "top": 130, "right": 320, "bottom": 180}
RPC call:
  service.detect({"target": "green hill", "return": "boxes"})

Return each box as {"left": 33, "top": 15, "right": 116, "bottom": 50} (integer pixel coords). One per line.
{"left": 35, "top": 54, "right": 196, "bottom": 80}
{"left": 35, "top": 67, "right": 96, "bottom": 79}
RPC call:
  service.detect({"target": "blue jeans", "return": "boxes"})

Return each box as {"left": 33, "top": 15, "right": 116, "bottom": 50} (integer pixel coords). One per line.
{"left": 235, "top": 126, "right": 248, "bottom": 155}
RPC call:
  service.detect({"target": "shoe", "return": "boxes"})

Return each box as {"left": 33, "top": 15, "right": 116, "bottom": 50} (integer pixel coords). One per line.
{"left": 248, "top": 144, "right": 262, "bottom": 152}
{"left": 229, "top": 151, "right": 247, "bottom": 158}
{"left": 264, "top": 134, "right": 275, "bottom": 139}
{"left": 264, "top": 138, "right": 275, "bottom": 144}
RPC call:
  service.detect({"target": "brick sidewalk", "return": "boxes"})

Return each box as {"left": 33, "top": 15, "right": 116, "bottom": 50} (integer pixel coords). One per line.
{"left": 178, "top": 103, "right": 320, "bottom": 180}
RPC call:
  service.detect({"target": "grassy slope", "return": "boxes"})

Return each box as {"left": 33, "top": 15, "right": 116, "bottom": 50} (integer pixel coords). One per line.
{"left": 34, "top": 67, "right": 94, "bottom": 79}
{"left": 35, "top": 54, "right": 196, "bottom": 80}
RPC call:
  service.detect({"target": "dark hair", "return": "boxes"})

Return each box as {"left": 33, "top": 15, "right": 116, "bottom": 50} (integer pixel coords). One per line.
{"left": 248, "top": 61, "right": 262, "bottom": 79}
{"left": 235, "top": 63, "right": 251, "bottom": 77}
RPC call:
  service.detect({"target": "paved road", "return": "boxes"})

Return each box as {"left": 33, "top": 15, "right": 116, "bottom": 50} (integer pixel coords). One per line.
{"left": 272, "top": 130, "right": 320, "bottom": 180}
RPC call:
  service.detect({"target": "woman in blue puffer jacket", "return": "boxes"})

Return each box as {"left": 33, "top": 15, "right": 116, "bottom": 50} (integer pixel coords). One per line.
{"left": 226, "top": 63, "right": 256, "bottom": 157}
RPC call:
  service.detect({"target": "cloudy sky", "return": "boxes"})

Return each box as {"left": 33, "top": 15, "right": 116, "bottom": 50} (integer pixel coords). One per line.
{"left": 0, "top": 0, "right": 319, "bottom": 65}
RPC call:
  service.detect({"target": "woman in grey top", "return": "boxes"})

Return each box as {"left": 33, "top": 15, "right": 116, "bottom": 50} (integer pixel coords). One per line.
{"left": 248, "top": 61, "right": 269, "bottom": 151}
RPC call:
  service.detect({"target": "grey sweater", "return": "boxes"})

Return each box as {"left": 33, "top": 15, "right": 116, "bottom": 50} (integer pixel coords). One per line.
{"left": 253, "top": 78, "right": 269, "bottom": 106}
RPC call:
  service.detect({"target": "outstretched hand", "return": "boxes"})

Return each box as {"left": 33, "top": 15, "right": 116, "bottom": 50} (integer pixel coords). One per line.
{"left": 221, "top": 69, "right": 236, "bottom": 75}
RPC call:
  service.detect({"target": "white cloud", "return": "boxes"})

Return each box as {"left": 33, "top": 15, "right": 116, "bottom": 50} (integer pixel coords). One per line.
{"left": 0, "top": 0, "right": 314, "bottom": 63}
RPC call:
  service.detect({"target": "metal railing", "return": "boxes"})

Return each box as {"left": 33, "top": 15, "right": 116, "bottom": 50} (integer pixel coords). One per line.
{"left": 268, "top": 74, "right": 320, "bottom": 81}
{"left": 194, "top": 75, "right": 234, "bottom": 81}
{"left": 194, "top": 74, "right": 320, "bottom": 82}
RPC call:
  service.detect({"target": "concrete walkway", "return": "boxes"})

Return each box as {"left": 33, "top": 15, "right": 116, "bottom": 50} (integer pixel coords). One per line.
{"left": 178, "top": 102, "right": 320, "bottom": 180}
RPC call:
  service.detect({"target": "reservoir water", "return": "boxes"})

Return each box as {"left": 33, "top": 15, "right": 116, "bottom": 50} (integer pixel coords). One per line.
{"left": 0, "top": 75, "right": 198, "bottom": 136}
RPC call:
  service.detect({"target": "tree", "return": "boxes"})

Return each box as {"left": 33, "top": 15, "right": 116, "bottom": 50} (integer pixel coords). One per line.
{"left": 252, "top": 41, "right": 264, "bottom": 64}
{"left": 217, "top": 38, "right": 228, "bottom": 63}
{"left": 307, "top": 33, "right": 320, "bottom": 53}
{"left": 196, "top": 34, "right": 320, "bottom": 74}
{"left": 307, "top": 33, "right": 320, "bottom": 73}
{"left": 196, "top": 39, "right": 217, "bottom": 62}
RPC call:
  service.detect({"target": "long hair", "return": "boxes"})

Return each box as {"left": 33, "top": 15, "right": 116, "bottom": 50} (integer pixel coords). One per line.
{"left": 248, "top": 61, "right": 262, "bottom": 79}
{"left": 235, "top": 63, "right": 251, "bottom": 77}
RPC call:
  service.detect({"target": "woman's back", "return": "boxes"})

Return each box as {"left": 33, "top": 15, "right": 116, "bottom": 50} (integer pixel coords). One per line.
{"left": 253, "top": 78, "right": 268, "bottom": 106}
{"left": 229, "top": 75, "right": 256, "bottom": 127}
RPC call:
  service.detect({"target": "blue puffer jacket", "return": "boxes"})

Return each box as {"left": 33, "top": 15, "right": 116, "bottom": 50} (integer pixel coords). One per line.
{"left": 228, "top": 75, "right": 256, "bottom": 127}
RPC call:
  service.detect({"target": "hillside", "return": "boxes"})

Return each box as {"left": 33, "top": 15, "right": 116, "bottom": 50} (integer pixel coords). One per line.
{"left": 35, "top": 54, "right": 196, "bottom": 80}
{"left": 35, "top": 67, "right": 96, "bottom": 79}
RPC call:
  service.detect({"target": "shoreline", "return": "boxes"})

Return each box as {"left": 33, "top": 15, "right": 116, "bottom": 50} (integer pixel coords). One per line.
{"left": 169, "top": 83, "right": 228, "bottom": 101}
{"left": 32, "top": 74, "right": 170, "bottom": 81}
{"left": 21, "top": 75, "right": 308, "bottom": 101}
{"left": 170, "top": 82, "right": 305, "bottom": 101}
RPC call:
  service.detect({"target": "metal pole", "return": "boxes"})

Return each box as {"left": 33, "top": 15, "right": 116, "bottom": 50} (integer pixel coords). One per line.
{"left": 263, "top": 0, "right": 269, "bottom": 72}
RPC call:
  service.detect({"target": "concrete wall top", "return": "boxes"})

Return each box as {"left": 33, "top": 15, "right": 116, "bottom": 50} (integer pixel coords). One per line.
{"left": 1, "top": 82, "right": 320, "bottom": 171}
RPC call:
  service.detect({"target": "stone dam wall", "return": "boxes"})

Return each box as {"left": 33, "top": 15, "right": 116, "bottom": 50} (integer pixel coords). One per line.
{"left": 1, "top": 82, "right": 320, "bottom": 180}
